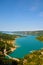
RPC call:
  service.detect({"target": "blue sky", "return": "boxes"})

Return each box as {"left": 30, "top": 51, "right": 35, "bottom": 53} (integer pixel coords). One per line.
{"left": 0, "top": 0, "right": 43, "bottom": 31}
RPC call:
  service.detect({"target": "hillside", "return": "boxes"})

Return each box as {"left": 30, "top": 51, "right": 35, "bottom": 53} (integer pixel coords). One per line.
{"left": 0, "top": 32, "right": 21, "bottom": 57}
{"left": 18, "top": 49, "right": 43, "bottom": 65}
{"left": 36, "top": 36, "right": 43, "bottom": 42}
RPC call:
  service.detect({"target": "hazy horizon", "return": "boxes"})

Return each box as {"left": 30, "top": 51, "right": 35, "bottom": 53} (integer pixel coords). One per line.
{"left": 0, "top": 29, "right": 43, "bottom": 32}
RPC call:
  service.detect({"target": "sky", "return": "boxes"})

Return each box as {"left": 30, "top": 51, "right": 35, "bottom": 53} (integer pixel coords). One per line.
{"left": 0, "top": 0, "right": 43, "bottom": 31}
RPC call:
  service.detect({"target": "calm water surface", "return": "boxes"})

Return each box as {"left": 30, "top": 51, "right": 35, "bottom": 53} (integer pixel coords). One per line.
{"left": 9, "top": 35, "right": 43, "bottom": 58}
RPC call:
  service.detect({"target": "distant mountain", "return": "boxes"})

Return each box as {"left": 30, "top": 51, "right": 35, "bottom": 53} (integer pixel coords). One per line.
{"left": 0, "top": 30, "right": 43, "bottom": 35}
{"left": 12, "top": 30, "right": 43, "bottom": 35}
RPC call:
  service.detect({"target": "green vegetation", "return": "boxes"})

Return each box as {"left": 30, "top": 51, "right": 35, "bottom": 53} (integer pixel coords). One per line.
{"left": 18, "top": 49, "right": 43, "bottom": 65}
{"left": 1, "top": 49, "right": 43, "bottom": 65}
{"left": 36, "top": 36, "right": 43, "bottom": 42}
{"left": 0, "top": 32, "right": 14, "bottom": 53}
{"left": 0, "top": 32, "right": 21, "bottom": 53}
{"left": 0, "top": 32, "right": 20, "bottom": 65}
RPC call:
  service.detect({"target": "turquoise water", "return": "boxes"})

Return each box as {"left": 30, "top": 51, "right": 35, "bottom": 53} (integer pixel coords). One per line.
{"left": 9, "top": 35, "right": 43, "bottom": 58}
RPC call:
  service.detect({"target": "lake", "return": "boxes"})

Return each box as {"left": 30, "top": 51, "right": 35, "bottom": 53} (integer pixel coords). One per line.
{"left": 9, "top": 35, "right": 43, "bottom": 58}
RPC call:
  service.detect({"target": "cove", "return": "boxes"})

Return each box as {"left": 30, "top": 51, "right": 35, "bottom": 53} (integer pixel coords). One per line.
{"left": 9, "top": 35, "right": 43, "bottom": 58}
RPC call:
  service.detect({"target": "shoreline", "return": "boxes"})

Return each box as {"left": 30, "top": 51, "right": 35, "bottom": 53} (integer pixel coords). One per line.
{"left": 10, "top": 45, "right": 20, "bottom": 52}
{"left": 9, "top": 35, "right": 21, "bottom": 54}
